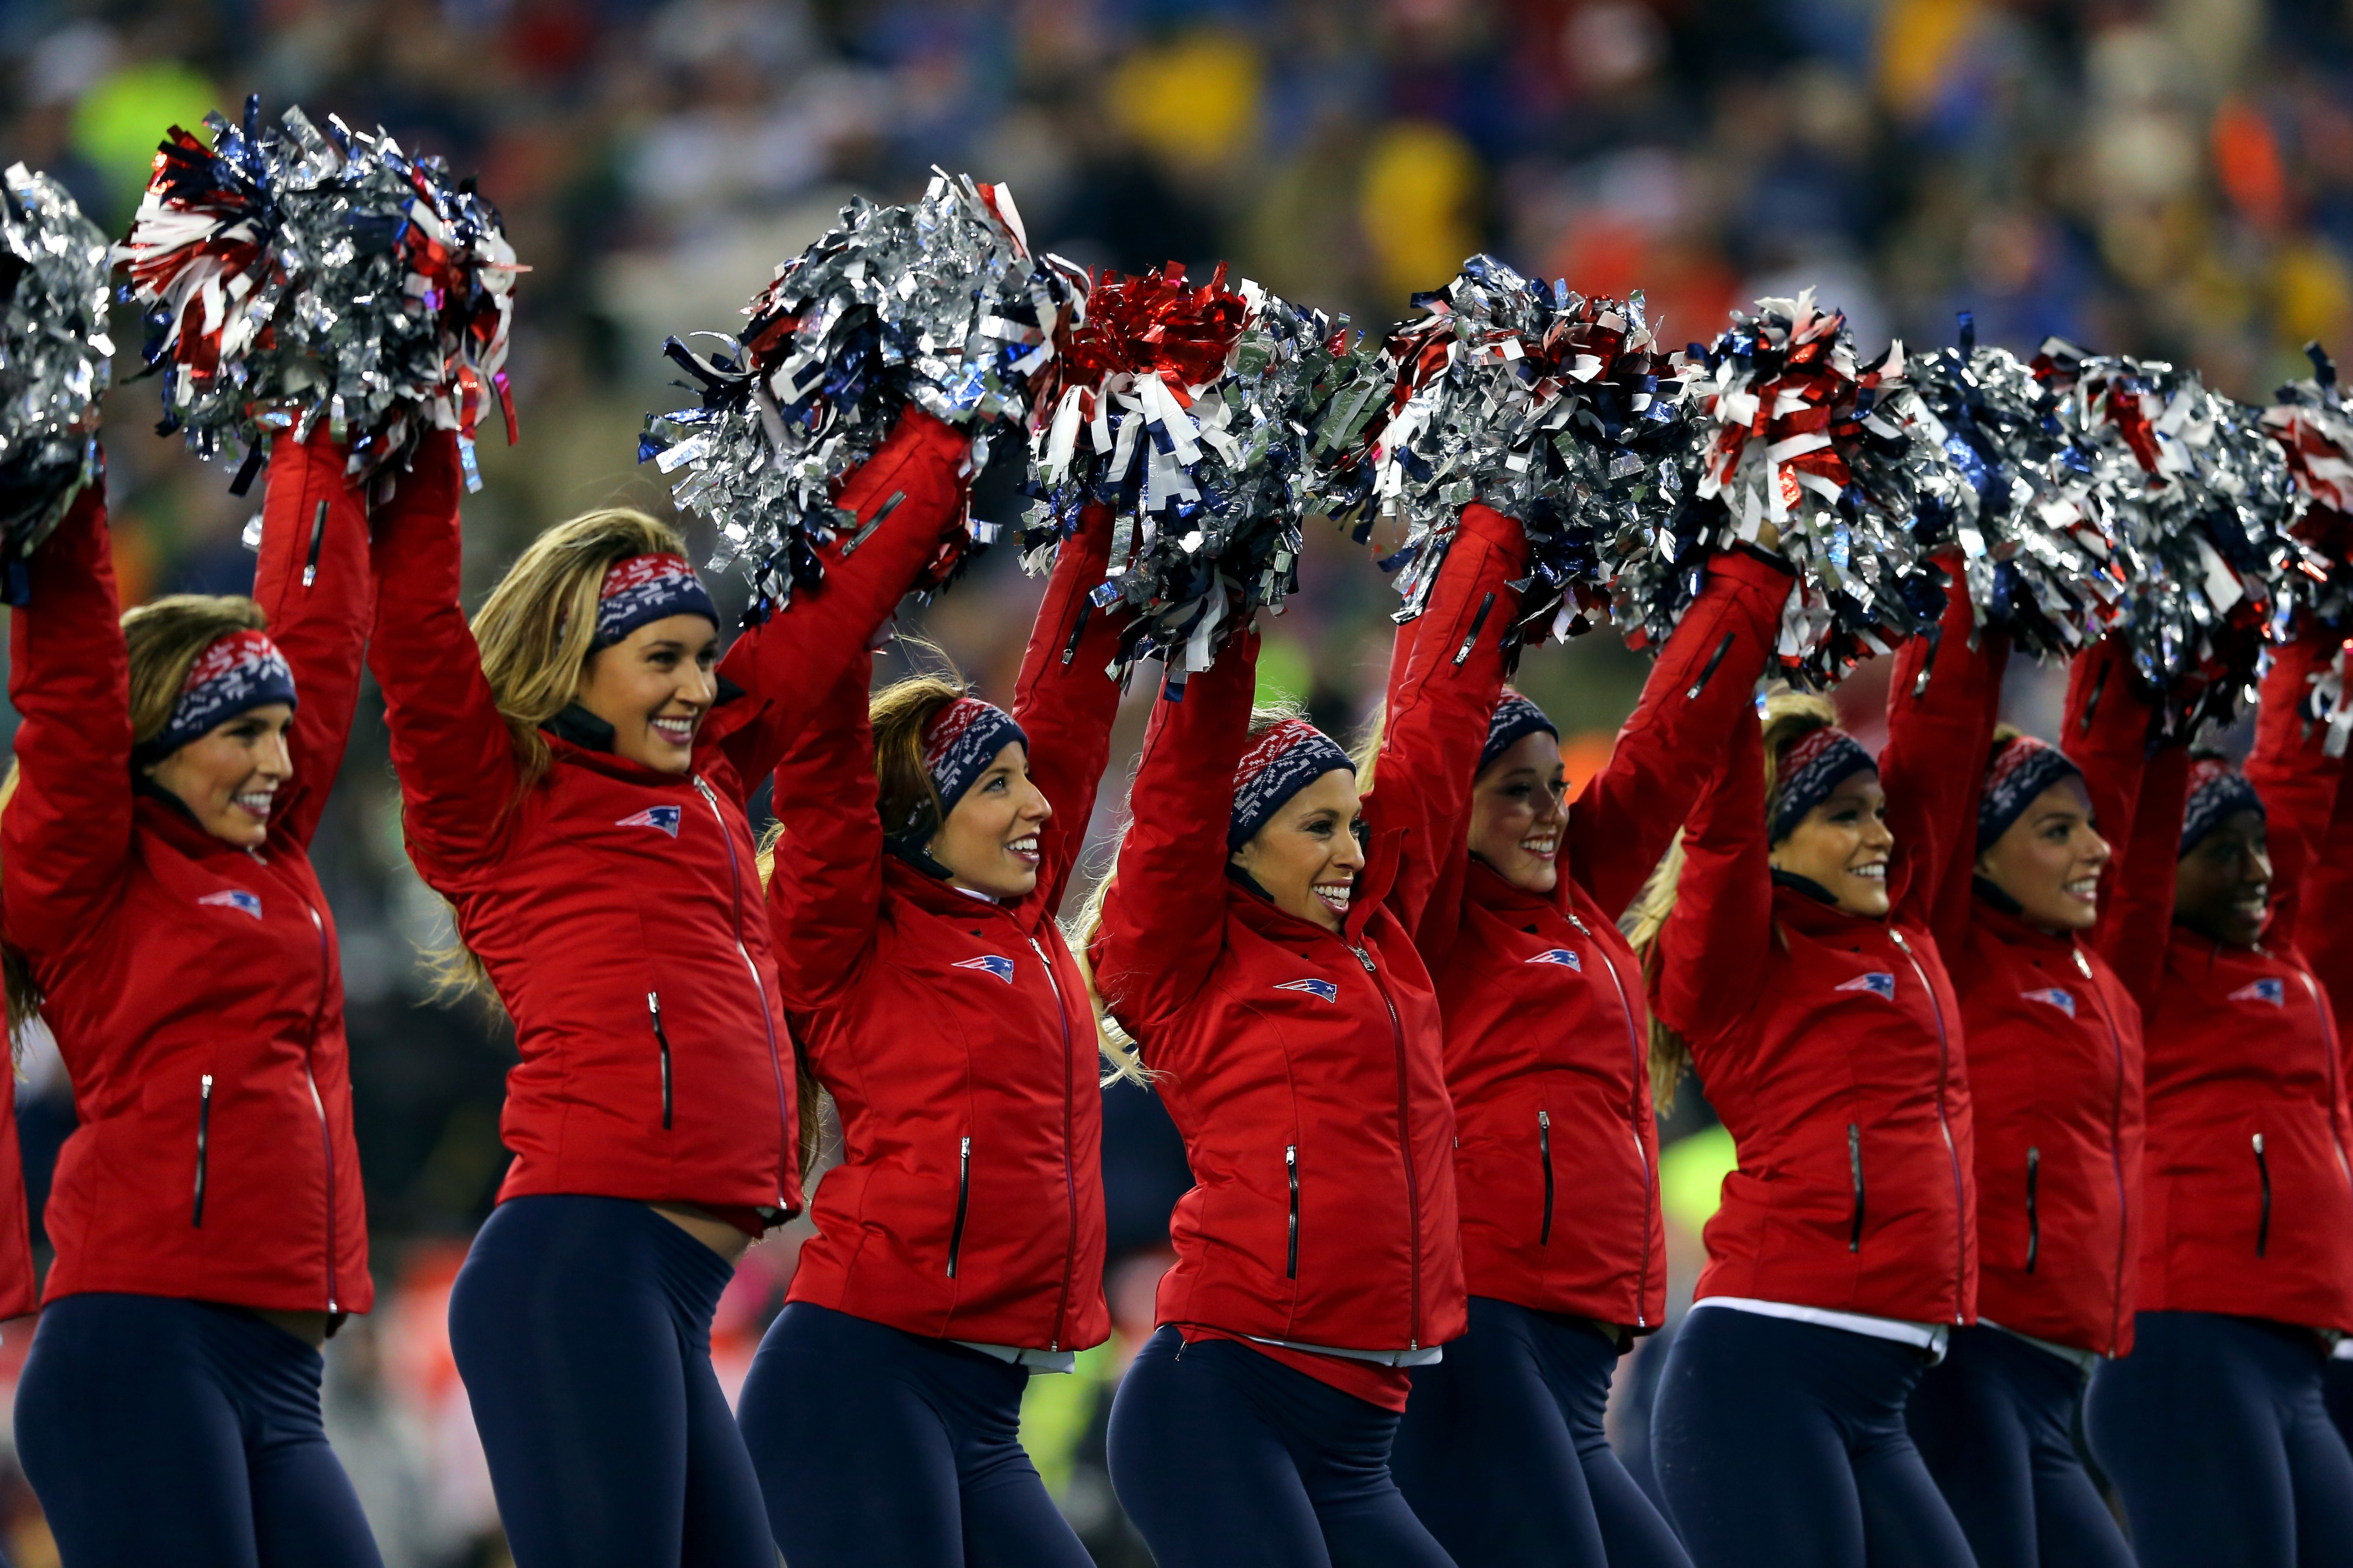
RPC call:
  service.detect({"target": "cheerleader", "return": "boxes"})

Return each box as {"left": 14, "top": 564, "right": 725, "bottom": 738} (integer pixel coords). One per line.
{"left": 8, "top": 434, "right": 380, "bottom": 1566}
{"left": 734, "top": 501, "right": 1131, "bottom": 1566}
{"left": 2083, "top": 630, "right": 2353, "bottom": 1568}
{"left": 1080, "top": 508, "right": 1518, "bottom": 1568}
{"left": 1900, "top": 633, "right": 2173, "bottom": 1568}
{"left": 1629, "top": 558, "right": 1987, "bottom": 1568}
{"left": 1383, "top": 520, "right": 1794, "bottom": 1568}
{"left": 361, "top": 412, "right": 973, "bottom": 1568}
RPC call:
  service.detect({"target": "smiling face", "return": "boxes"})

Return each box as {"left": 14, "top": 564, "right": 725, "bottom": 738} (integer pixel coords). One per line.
{"left": 927, "top": 740, "right": 1052, "bottom": 899}
{"left": 1468, "top": 729, "right": 1569, "bottom": 894}
{"left": 1978, "top": 776, "right": 2110, "bottom": 933}
{"left": 2174, "top": 808, "right": 2271, "bottom": 948}
{"left": 574, "top": 613, "right": 721, "bottom": 774}
{"left": 1230, "top": 767, "right": 1365, "bottom": 934}
{"left": 1770, "top": 769, "right": 1893, "bottom": 917}
{"left": 144, "top": 702, "right": 296, "bottom": 848}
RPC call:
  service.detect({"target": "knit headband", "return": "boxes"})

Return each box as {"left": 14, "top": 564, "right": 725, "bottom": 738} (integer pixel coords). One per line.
{"left": 1230, "top": 719, "right": 1355, "bottom": 851}
{"left": 2180, "top": 757, "right": 2265, "bottom": 858}
{"left": 1480, "top": 689, "right": 1559, "bottom": 777}
{"left": 593, "top": 553, "right": 717, "bottom": 650}
{"left": 1977, "top": 734, "right": 2085, "bottom": 851}
{"left": 1770, "top": 724, "right": 1877, "bottom": 843}
{"left": 135, "top": 629, "right": 299, "bottom": 766}
{"left": 918, "top": 696, "right": 1028, "bottom": 826}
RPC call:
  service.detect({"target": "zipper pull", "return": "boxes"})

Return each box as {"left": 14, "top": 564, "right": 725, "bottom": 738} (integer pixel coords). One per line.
{"left": 302, "top": 498, "right": 328, "bottom": 589}
{"left": 1351, "top": 946, "right": 1377, "bottom": 974}
{"left": 1890, "top": 928, "right": 1910, "bottom": 953}
{"left": 2074, "top": 948, "right": 2093, "bottom": 979}
{"left": 1564, "top": 911, "right": 1589, "bottom": 935}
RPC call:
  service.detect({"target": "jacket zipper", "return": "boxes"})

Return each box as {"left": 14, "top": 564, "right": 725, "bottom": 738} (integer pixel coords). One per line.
{"left": 1353, "top": 941, "right": 1422, "bottom": 1350}
{"left": 301, "top": 497, "right": 329, "bottom": 588}
{"left": 1571, "top": 909, "right": 1655, "bottom": 1326}
{"left": 1286, "top": 1143, "right": 1300, "bottom": 1279}
{"left": 648, "top": 991, "right": 674, "bottom": 1131}
{"left": 1029, "top": 933, "right": 1079, "bottom": 1351}
{"left": 1848, "top": 1123, "right": 1865, "bottom": 1253}
{"left": 307, "top": 902, "right": 338, "bottom": 1313}
{"left": 193, "top": 1074, "right": 214, "bottom": 1226}
{"left": 2254, "top": 1132, "right": 2272, "bottom": 1258}
{"left": 1890, "top": 928, "right": 1966, "bottom": 1321}
{"left": 693, "top": 776, "right": 791, "bottom": 1206}
{"left": 1686, "top": 630, "right": 1737, "bottom": 699}
{"left": 1537, "top": 1111, "right": 1555, "bottom": 1247}
{"left": 948, "top": 1136, "right": 972, "bottom": 1279}
{"left": 2024, "top": 1146, "right": 2040, "bottom": 1273}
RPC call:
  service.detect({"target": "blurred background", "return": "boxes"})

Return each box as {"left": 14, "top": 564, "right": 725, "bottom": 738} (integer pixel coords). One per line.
{"left": 3, "top": 0, "right": 2347, "bottom": 1561}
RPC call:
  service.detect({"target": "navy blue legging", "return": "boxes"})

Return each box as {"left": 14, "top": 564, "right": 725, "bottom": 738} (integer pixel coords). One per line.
{"left": 1652, "top": 1306, "right": 1976, "bottom": 1568}
{"left": 1107, "top": 1328, "right": 1456, "bottom": 1568}
{"left": 446, "top": 1195, "right": 771, "bottom": 1568}
{"left": 735, "top": 1301, "right": 1091, "bottom": 1567}
{"left": 2086, "top": 1310, "right": 2353, "bottom": 1568}
{"left": 1905, "top": 1325, "right": 2132, "bottom": 1568}
{"left": 15, "top": 1293, "right": 380, "bottom": 1568}
{"left": 1392, "top": 1297, "right": 1690, "bottom": 1568}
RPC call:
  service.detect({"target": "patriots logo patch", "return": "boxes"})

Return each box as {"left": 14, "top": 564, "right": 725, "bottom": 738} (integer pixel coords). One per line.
{"left": 617, "top": 806, "right": 682, "bottom": 837}
{"left": 2229, "top": 978, "right": 2287, "bottom": 1007}
{"left": 953, "top": 955, "right": 1017, "bottom": 983}
{"left": 1836, "top": 972, "right": 1897, "bottom": 1000}
{"left": 1527, "top": 948, "right": 1583, "bottom": 971}
{"left": 197, "top": 889, "right": 263, "bottom": 919}
{"left": 2022, "top": 987, "right": 2077, "bottom": 1017}
{"left": 1274, "top": 978, "right": 1339, "bottom": 1004}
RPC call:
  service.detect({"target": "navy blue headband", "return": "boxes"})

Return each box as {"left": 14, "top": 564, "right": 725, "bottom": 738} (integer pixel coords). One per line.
{"left": 1480, "top": 689, "right": 1558, "bottom": 777}
{"left": 1978, "top": 735, "right": 2084, "bottom": 851}
{"left": 920, "top": 696, "right": 1029, "bottom": 824}
{"left": 134, "top": 629, "right": 298, "bottom": 766}
{"left": 593, "top": 553, "right": 717, "bottom": 650}
{"left": 2180, "top": 759, "right": 2264, "bottom": 857}
{"left": 1230, "top": 719, "right": 1354, "bottom": 851}
{"left": 1770, "top": 724, "right": 1877, "bottom": 842}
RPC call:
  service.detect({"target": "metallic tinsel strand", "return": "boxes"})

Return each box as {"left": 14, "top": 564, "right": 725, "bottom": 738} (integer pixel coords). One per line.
{"left": 0, "top": 162, "right": 113, "bottom": 600}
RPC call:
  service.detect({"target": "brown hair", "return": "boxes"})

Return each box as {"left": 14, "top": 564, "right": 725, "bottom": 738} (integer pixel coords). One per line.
{"left": 1624, "top": 690, "right": 1841, "bottom": 1110}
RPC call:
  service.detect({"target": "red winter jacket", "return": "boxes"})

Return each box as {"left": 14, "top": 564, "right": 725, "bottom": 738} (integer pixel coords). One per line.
{"left": 2137, "top": 632, "right": 2353, "bottom": 1331}
{"left": 2291, "top": 636, "right": 2353, "bottom": 1020}
{"left": 5, "top": 434, "right": 373, "bottom": 1315}
{"left": 1089, "top": 612, "right": 1471, "bottom": 1390}
{"left": 1403, "top": 526, "right": 1793, "bottom": 1332}
{"left": 368, "top": 412, "right": 972, "bottom": 1221}
{"left": 766, "top": 505, "right": 1125, "bottom": 1352}
{"left": 1650, "top": 561, "right": 1982, "bottom": 1325}
{"left": 1938, "top": 636, "right": 2164, "bottom": 1357}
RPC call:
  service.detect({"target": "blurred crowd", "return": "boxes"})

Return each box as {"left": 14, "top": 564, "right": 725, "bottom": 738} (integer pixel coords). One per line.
{"left": 4, "top": 0, "right": 2350, "bottom": 1561}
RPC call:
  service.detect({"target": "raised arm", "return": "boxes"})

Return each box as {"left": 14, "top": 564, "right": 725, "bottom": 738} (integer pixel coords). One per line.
{"left": 1010, "top": 500, "right": 1133, "bottom": 913}
{"left": 1565, "top": 547, "right": 1796, "bottom": 920}
{"left": 1648, "top": 702, "right": 1776, "bottom": 1044}
{"left": 716, "top": 408, "right": 977, "bottom": 786}
{"left": 1881, "top": 556, "right": 2004, "bottom": 939}
{"left": 2, "top": 484, "right": 134, "bottom": 956}
{"left": 1365, "top": 503, "right": 1528, "bottom": 940}
{"left": 365, "top": 430, "right": 523, "bottom": 878}
{"left": 2298, "top": 719, "right": 2353, "bottom": 1016}
{"left": 2066, "top": 636, "right": 2180, "bottom": 1007}
{"left": 765, "top": 651, "right": 884, "bottom": 1012}
{"left": 1093, "top": 632, "right": 1257, "bottom": 1035}
{"left": 250, "top": 430, "right": 373, "bottom": 849}
{"left": 2245, "top": 630, "right": 2348, "bottom": 956}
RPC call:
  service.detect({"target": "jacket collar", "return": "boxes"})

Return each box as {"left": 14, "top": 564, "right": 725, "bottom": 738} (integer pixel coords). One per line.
{"left": 1970, "top": 882, "right": 2087, "bottom": 955}
{"left": 1465, "top": 855, "right": 1556, "bottom": 915}
{"left": 1770, "top": 872, "right": 1893, "bottom": 938}
{"left": 881, "top": 852, "right": 1045, "bottom": 934}
{"left": 1224, "top": 820, "right": 1407, "bottom": 949}
{"left": 131, "top": 782, "right": 272, "bottom": 864}
{"left": 538, "top": 676, "right": 751, "bottom": 776}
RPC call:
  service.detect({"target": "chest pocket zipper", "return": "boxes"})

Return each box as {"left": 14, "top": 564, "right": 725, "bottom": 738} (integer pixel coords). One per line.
{"left": 1286, "top": 1144, "right": 1300, "bottom": 1280}
{"left": 947, "top": 1136, "right": 971, "bottom": 1279}
{"left": 2024, "top": 1146, "right": 2041, "bottom": 1273}
{"left": 1848, "top": 1124, "right": 1865, "bottom": 1253}
{"left": 1538, "top": 1111, "right": 1555, "bottom": 1246}
{"left": 648, "top": 992, "right": 674, "bottom": 1131}
{"left": 2254, "top": 1133, "right": 2272, "bottom": 1258}
{"left": 193, "top": 1074, "right": 214, "bottom": 1227}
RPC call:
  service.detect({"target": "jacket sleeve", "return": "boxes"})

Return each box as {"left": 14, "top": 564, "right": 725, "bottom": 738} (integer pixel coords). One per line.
{"left": 765, "top": 650, "right": 883, "bottom": 1011}
{"left": 1364, "top": 503, "right": 1528, "bottom": 944}
{"left": 716, "top": 408, "right": 976, "bottom": 788}
{"left": 2298, "top": 719, "right": 2353, "bottom": 1017}
{"left": 1094, "top": 631, "right": 1257, "bottom": 1034}
{"left": 1881, "top": 558, "right": 2003, "bottom": 941}
{"left": 1565, "top": 547, "right": 1797, "bottom": 922}
{"left": 251, "top": 430, "right": 373, "bottom": 850}
{"left": 2068, "top": 638, "right": 2184, "bottom": 1008}
{"left": 365, "top": 430, "right": 523, "bottom": 878}
{"left": 2245, "top": 630, "right": 2348, "bottom": 957}
{"left": 1649, "top": 694, "right": 1775, "bottom": 1043}
{"left": 1010, "top": 501, "right": 1134, "bottom": 915}
{"left": 2, "top": 485, "right": 134, "bottom": 958}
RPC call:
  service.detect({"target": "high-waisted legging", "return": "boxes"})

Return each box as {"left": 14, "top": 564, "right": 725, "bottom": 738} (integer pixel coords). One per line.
{"left": 2086, "top": 1310, "right": 2353, "bottom": 1568}
{"left": 445, "top": 1195, "right": 771, "bottom": 1568}
{"left": 1652, "top": 1305, "right": 1976, "bottom": 1568}
{"left": 1905, "top": 1324, "right": 2132, "bottom": 1568}
{"left": 1107, "top": 1328, "right": 1457, "bottom": 1568}
{"left": 736, "top": 1301, "right": 1093, "bottom": 1568}
{"left": 1391, "top": 1296, "right": 1690, "bottom": 1568}
{"left": 15, "top": 1292, "right": 381, "bottom": 1568}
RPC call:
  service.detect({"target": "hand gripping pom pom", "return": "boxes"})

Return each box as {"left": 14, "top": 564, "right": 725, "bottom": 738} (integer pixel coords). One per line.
{"left": 0, "top": 163, "right": 113, "bottom": 603}
{"left": 1305, "top": 254, "right": 1696, "bottom": 648}
{"left": 112, "top": 97, "right": 521, "bottom": 496}
{"left": 1023, "top": 261, "right": 1349, "bottom": 682}
{"left": 639, "top": 169, "right": 1083, "bottom": 621}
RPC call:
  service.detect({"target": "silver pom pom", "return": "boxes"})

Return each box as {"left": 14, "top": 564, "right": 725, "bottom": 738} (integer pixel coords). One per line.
{"left": 0, "top": 162, "right": 113, "bottom": 600}
{"left": 2261, "top": 342, "right": 2353, "bottom": 628}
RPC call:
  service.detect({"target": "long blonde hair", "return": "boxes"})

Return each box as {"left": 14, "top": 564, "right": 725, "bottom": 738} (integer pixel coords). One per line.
{"left": 3, "top": 595, "right": 271, "bottom": 1044}
{"left": 1625, "top": 690, "right": 1841, "bottom": 1109}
